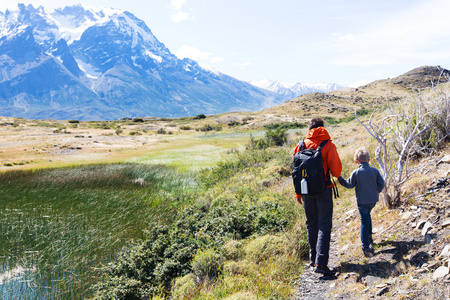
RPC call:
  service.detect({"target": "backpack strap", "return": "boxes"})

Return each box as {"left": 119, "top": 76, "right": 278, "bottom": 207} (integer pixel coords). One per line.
{"left": 299, "top": 140, "right": 306, "bottom": 151}
{"left": 317, "top": 139, "right": 329, "bottom": 151}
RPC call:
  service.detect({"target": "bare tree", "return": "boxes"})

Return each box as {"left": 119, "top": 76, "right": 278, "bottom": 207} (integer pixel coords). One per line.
{"left": 355, "top": 80, "right": 449, "bottom": 208}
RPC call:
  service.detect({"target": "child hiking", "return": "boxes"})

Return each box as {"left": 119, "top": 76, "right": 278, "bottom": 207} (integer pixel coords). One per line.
{"left": 338, "top": 147, "right": 385, "bottom": 257}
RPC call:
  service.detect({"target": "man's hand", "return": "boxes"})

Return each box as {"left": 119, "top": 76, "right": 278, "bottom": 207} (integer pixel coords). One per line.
{"left": 296, "top": 195, "right": 303, "bottom": 205}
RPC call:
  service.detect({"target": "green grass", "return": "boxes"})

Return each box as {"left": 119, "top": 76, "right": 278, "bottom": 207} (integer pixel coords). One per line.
{"left": 0, "top": 163, "right": 198, "bottom": 299}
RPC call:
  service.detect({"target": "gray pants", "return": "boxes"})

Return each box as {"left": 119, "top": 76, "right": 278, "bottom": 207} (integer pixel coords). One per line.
{"left": 303, "top": 187, "right": 333, "bottom": 266}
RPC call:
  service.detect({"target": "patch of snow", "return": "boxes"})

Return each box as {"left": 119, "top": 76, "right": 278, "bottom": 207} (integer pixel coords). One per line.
{"left": 145, "top": 50, "right": 162, "bottom": 63}
{"left": 75, "top": 58, "right": 102, "bottom": 79}
{"left": 199, "top": 63, "right": 220, "bottom": 75}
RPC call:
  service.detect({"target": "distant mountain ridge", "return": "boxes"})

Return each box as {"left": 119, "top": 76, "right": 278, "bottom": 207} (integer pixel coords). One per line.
{"left": 0, "top": 4, "right": 284, "bottom": 120}
{"left": 250, "top": 79, "right": 342, "bottom": 98}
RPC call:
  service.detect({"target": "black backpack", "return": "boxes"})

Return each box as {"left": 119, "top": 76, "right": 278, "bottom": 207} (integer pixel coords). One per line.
{"left": 292, "top": 139, "right": 330, "bottom": 195}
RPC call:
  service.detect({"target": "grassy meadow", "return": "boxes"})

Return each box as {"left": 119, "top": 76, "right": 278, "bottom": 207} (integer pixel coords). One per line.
{"left": 0, "top": 163, "right": 199, "bottom": 298}
{"left": 0, "top": 116, "right": 315, "bottom": 299}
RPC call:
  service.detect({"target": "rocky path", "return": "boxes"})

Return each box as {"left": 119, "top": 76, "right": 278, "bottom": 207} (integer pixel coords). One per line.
{"left": 294, "top": 171, "right": 450, "bottom": 299}
{"left": 294, "top": 234, "right": 342, "bottom": 300}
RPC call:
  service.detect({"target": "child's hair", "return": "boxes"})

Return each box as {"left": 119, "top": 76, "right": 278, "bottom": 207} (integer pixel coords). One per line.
{"left": 354, "top": 147, "right": 370, "bottom": 163}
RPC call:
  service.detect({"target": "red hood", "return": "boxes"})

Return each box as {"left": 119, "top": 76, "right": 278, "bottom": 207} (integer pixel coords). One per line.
{"left": 305, "top": 127, "right": 331, "bottom": 141}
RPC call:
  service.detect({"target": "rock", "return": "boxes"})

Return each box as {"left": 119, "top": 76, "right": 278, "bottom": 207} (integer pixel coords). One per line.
{"left": 386, "top": 278, "right": 397, "bottom": 285}
{"left": 346, "top": 209, "right": 357, "bottom": 216}
{"left": 338, "top": 244, "right": 350, "bottom": 255}
{"left": 441, "top": 219, "right": 450, "bottom": 228}
{"left": 397, "top": 289, "right": 409, "bottom": 295}
{"left": 439, "top": 154, "right": 450, "bottom": 164}
{"left": 402, "top": 211, "right": 413, "bottom": 220}
{"left": 376, "top": 286, "right": 389, "bottom": 296}
{"left": 363, "top": 275, "right": 382, "bottom": 286}
{"left": 414, "top": 268, "right": 428, "bottom": 274}
{"left": 422, "top": 222, "right": 434, "bottom": 236}
{"left": 410, "top": 205, "right": 418, "bottom": 210}
{"left": 439, "top": 245, "right": 450, "bottom": 259}
{"left": 433, "top": 266, "right": 449, "bottom": 280}
{"left": 416, "top": 219, "right": 427, "bottom": 230}
{"left": 343, "top": 273, "right": 352, "bottom": 279}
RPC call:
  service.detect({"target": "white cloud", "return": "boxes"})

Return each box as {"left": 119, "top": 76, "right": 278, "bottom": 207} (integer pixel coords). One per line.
{"left": 175, "top": 45, "right": 210, "bottom": 60}
{"left": 210, "top": 57, "right": 224, "bottom": 64}
{"left": 170, "top": 0, "right": 189, "bottom": 23}
{"left": 171, "top": 11, "right": 188, "bottom": 23}
{"left": 239, "top": 62, "right": 251, "bottom": 69}
{"left": 341, "top": 79, "right": 373, "bottom": 88}
{"left": 175, "top": 45, "right": 225, "bottom": 65}
{"left": 171, "top": 0, "right": 186, "bottom": 10}
{"left": 327, "top": 0, "right": 450, "bottom": 68}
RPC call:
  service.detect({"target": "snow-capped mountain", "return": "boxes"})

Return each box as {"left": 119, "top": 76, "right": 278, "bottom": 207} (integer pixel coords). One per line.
{"left": 250, "top": 79, "right": 342, "bottom": 98}
{"left": 0, "top": 4, "right": 282, "bottom": 120}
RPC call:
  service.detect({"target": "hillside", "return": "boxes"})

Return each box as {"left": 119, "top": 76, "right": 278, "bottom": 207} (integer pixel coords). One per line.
{"left": 262, "top": 65, "right": 450, "bottom": 122}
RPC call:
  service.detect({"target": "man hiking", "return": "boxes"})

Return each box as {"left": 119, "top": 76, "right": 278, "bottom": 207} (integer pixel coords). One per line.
{"left": 293, "top": 117, "right": 342, "bottom": 276}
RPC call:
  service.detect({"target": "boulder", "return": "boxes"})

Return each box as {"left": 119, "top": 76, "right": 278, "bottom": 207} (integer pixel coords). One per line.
{"left": 422, "top": 222, "right": 434, "bottom": 236}
{"left": 433, "top": 266, "right": 449, "bottom": 280}
{"left": 439, "top": 245, "right": 450, "bottom": 259}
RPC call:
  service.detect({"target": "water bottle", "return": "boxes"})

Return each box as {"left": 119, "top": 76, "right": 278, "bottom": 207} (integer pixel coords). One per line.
{"left": 301, "top": 178, "right": 308, "bottom": 194}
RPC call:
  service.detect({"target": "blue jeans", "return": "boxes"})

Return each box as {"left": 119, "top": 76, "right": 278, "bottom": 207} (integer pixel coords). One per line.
{"left": 358, "top": 203, "right": 376, "bottom": 249}
{"left": 303, "top": 187, "right": 333, "bottom": 266}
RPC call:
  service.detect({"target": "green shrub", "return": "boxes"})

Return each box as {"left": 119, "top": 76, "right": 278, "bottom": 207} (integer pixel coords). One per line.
{"left": 157, "top": 128, "right": 167, "bottom": 134}
{"left": 264, "top": 122, "right": 306, "bottom": 130}
{"left": 244, "top": 235, "right": 286, "bottom": 263}
{"left": 199, "top": 124, "right": 222, "bottom": 132}
{"left": 193, "top": 114, "right": 207, "bottom": 120}
{"left": 223, "top": 260, "right": 252, "bottom": 276}
{"left": 223, "top": 291, "right": 258, "bottom": 300}
{"left": 132, "top": 118, "right": 144, "bottom": 122}
{"left": 68, "top": 120, "right": 79, "bottom": 123}
{"left": 265, "top": 127, "right": 287, "bottom": 146}
{"left": 180, "top": 126, "right": 191, "bottom": 130}
{"left": 171, "top": 274, "right": 197, "bottom": 300}
{"left": 88, "top": 122, "right": 112, "bottom": 130}
{"left": 191, "top": 248, "right": 223, "bottom": 282}
{"left": 227, "top": 120, "right": 240, "bottom": 126}
{"left": 222, "top": 239, "right": 245, "bottom": 260}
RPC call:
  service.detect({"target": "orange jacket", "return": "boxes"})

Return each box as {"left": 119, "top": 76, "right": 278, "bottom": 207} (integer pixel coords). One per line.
{"left": 293, "top": 127, "right": 342, "bottom": 197}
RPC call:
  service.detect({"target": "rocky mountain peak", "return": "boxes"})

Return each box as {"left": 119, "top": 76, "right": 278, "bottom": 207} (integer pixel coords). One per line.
{"left": 0, "top": 4, "right": 282, "bottom": 120}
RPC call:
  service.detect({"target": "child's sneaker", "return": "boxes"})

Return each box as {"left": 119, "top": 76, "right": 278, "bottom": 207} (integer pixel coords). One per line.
{"left": 363, "top": 245, "right": 374, "bottom": 257}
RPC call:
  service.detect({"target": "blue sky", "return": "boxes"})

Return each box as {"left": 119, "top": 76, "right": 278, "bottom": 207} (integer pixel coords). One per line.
{"left": 1, "top": 0, "right": 450, "bottom": 87}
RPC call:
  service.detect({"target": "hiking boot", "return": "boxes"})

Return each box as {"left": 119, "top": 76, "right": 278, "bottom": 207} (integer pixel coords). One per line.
{"left": 314, "top": 265, "right": 336, "bottom": 276}
{"left": 363, "top": 245, "right": 374, "bottom": 257}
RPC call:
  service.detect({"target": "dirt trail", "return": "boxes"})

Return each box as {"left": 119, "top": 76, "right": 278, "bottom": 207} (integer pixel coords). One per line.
{"left": 295, "top": 162, "right": 450, "bottom": 299}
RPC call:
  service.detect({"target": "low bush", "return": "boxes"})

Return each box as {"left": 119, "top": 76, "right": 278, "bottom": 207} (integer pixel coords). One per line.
{"left": 193, "top": 114, "right": 207, "bottom": 120}
{"left": 92, "top": 199, "right": 291, "bottom": 298}
{"left": 171, "top": 274, "right": 197, "bottom": 300}
{"left": 264, "top": 122, "right": 306, "bottom": 130}
{"left": 198, "top": 124, "right": 222, "bottom": 132}
{"left": 191, "top": 248, "right": 223, "bottom": 282}
{"left": 157, "top": 128, "right": 167, "bottom": 134}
